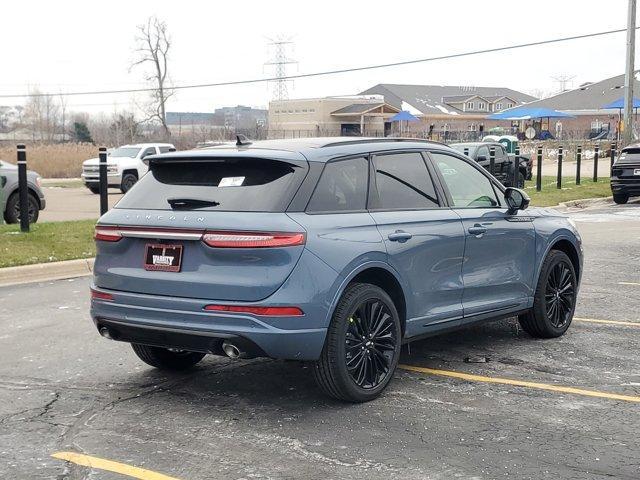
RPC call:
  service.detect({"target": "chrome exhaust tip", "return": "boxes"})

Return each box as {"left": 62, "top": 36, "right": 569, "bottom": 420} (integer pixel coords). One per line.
{"left": 222, "top": 341, "right": 242, "bottom": 359}
{"left": 99, "top": 326, "right": 114, "bottom": 340}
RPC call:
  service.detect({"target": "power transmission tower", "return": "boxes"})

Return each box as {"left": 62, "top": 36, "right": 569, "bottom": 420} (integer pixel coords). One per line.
{"left": 551, "top": 74, "right": 576, "bottom": 93}
{"left": 264, "top": 38, "right": 297, "bottom": 100}
{"left": 623, "top": 0, "right": 636, "bottom": 144}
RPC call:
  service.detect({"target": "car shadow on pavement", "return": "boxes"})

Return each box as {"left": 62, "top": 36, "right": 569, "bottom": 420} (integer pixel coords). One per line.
{"left": 116, "top": 317, "right": 534, "bottom": 411}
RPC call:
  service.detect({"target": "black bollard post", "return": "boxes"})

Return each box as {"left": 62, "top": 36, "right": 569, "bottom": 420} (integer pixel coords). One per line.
{"left": 593, "top": 145, "right": 599, "bottom": 183}
{"left": 489, "top": 146, "right": 495, "bottom": 176}
{"left": 536, "top": 146, "right": 543, "bottom": 192}
{"left": 99, "top": 147, "right": 108, "bottom": 216}
{"left": 17, "top": 144, "right": 29, "bottom": 232}
{"left": 513, "top": 145, "right": 520, "bottom": 187}
{"left": 610, "top": 141, "right": 617, "bottom": 171}
{"left": 576, "top": 146, "right": 582, "bottom": 185}
{"left": 557, "top": 145, "right": 563, "bottom": 189}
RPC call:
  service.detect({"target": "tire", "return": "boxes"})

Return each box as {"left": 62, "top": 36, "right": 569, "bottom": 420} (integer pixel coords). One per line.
{"left": 4, "top": 191, "right": 39, "bottom": 224}
{"left": 313, "top": 283, "right": 402, "bottom": 402}
{"left": 120, "top": 173, "right": 137, "bottom": 193}
{"left": 613, "top": 193, "right": 629, "bottom": 205}
{"left": 88, "top": 186, "right": 100, "bottom": 194}
{"left": 519, "top": 250, "right": 577, "bottom": 338}
{"left": 131, "top": 344, "right": 206, "bottom": 370}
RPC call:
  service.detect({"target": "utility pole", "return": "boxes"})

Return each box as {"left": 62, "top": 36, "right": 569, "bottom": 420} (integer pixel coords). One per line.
{"left": 623, "top": 0, "right": 637, "bottom": 145}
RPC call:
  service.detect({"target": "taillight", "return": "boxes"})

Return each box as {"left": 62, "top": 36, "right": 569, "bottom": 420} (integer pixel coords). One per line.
{"left": 91, "top": 288, "right": 114, "bottom": 301}
{"left": 94, "top": 226, "right": 122, "bottom": 242}
{"left": 202, "top": 231, "right": 305, "bottom": 248}
{"left": 204, "top": 304, "right": 304, "bottom": 316}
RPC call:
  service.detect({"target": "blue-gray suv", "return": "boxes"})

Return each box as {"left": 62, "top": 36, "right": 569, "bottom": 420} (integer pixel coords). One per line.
{"left": 90, "top": 137, "right": 582, "bottom": 402}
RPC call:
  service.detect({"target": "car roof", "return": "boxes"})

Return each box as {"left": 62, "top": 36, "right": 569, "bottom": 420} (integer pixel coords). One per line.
{"left": 119, "top": 143, "right": 174, "bottom": 148}
{"left": 150, "top": 137, "right": 453, "bottom": 163}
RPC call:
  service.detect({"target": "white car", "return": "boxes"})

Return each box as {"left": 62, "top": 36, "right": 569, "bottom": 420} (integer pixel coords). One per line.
{"left": 81, "top": 143, "right": 175, "bottom": 194}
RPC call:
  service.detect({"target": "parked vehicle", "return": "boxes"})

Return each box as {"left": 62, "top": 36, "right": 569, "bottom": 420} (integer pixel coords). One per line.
{"left": 449, "top": 142, "right": 528, "bottom": 187}
{"left": 611, "top": 143, "right": 640, "bottom": 204}
{"left": 0, "top": 160, "right": 46, "bottom": 224}
{"left": 81, "top": 143, "right": 174, "bottom": 194}
{"left": 90, "top": 137, "right": 583, "bottom": 402}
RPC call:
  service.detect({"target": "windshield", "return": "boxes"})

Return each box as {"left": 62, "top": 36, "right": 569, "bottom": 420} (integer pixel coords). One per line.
{"left": 618, "top": 148, "right": 640, "bottom": 164}
{"left": 109, "top": 147, "right": 141, "bottom": 158}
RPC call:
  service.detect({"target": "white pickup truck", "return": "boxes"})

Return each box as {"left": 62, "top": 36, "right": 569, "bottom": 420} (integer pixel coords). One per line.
{"left": 81, "top": 143, "right": 175, "bottom": 193}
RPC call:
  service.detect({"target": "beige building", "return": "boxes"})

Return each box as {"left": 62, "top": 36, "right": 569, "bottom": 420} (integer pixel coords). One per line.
{"left": 268, "top": 96, "right": 400, "bottom": 138}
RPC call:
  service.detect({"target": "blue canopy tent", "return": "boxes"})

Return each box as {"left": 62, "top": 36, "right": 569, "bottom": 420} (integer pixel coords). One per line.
{"left": 487, "top": 107, "right": 574, "bottom": 140}
{"left": 487, "top": 106, "right": 574, "bottom": 121}
{"left": 601, "top": 98, "right": 640, "bottom": 142}
{"left": 389, "top": 110, "right": 420, "bottom": 135}
{"left": 602, "top": 97, "right": 640, "bottom": 109}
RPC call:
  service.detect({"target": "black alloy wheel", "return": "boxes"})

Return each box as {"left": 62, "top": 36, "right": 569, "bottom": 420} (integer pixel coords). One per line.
{"left": 544, "top": 261, "right": 575, "bottom": 328}
{"left": 345, "top": 299, "right": 397, "bottom": 389}
{"left": 313, "top": 283, "right": 402, "bottom": 402}
{"left": 519, "top": 250, "right": 577, "bottom": 338}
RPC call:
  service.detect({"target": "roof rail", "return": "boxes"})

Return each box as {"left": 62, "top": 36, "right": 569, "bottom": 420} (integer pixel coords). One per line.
{"left": 320, "top": 138, "right": 446, "bottom": 148}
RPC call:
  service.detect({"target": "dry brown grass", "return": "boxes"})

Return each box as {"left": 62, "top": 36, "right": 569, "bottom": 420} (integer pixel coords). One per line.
{"left": 0, "top": 143, "right": 97, "bottom": 178}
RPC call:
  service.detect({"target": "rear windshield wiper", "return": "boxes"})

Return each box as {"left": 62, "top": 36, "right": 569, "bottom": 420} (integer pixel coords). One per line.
{"left": 167, "top": 198, "right": 220, "bottom": 210}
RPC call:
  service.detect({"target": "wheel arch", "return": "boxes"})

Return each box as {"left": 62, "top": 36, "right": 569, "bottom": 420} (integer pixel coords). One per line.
{"left": 122, "top": 168, "right": 139, "bottom": 179}
{"left": 5, "top": 186, "right": 43, "bottom": 209}
{"left": 537, "top": 236, "right": 582, "bottom": 286}
{"left": 328, "top": 262, "right": 408, "bottom": 338}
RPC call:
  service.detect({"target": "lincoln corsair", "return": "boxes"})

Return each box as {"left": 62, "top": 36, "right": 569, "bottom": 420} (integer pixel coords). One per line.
{"left": 90, "top": 137, "right": 582, "bottom": 402}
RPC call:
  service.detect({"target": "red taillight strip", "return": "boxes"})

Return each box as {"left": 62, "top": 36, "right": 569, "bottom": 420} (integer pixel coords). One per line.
{"left": 91, "top": 288, "right": 114, "bottom": 301}
{"left": 94, "top": 226, "right": 122, "bottom": 242}
{"left": 202, "top": 231, "right": 305, "bottom": 248}
{"left": 204, "top": 305, "right": 304, "bottom": 316}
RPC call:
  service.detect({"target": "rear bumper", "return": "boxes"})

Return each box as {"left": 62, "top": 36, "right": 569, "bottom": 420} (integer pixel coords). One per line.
{"left": 610, "top": 179, "right": 640, "bottom": 196}
{"left": 90, "top": 285, "right": 328, "bottom": 361}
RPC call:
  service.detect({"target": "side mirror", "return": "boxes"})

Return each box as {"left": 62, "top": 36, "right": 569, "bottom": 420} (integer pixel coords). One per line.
{"left": 476, "top": 155, "right": 487, "bottom": 162}
{"left": 504, "top": 187, "right": 530, "bottom": 214}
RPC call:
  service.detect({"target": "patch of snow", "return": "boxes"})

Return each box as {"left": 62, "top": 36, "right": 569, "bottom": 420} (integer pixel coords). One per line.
{"left": 401, "top": 101, "right": 422, "bottom": 116}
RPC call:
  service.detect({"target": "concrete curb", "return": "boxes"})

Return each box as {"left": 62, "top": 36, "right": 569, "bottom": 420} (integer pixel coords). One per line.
{"left": 0, "top": 258, "right": 95, "bottom": 288}
{"left": 558, "top": 196, "right": 613, "bottom": 208}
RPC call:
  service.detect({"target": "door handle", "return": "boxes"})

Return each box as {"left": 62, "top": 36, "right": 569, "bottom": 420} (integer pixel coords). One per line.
{"left": 388, "top": 230, "right": 413, "bottom": 242}
{"left": 468, "top": 224, "right": 487, "bottom": 236}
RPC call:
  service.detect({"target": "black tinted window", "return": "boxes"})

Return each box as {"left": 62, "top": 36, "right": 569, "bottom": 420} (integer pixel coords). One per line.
{"left": 371, "top": 152, "right": 439, "bottom": 210}
{"left": 307, "top": 157, "right": 368, "bottom": 212}
{"left": 618, "top": 148, "right": 640, "bottom": 164}
{"left": 116, "top": 158, "right": 306, "bottom": 212}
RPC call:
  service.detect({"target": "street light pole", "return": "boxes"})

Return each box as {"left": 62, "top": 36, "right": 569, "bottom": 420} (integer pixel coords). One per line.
{"left": 623, "top": 0, "right": 637, "bottom": 145}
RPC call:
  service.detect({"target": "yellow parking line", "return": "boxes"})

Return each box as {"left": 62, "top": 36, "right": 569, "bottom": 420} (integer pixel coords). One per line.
{"left": 399, "top": 365, "right": 640, "bottom": 403}
{"left": 51, "top": 452, "right": 180, "bottom": 480}
{"left": 574, "top": 317, "right": 640, "bottom": 327}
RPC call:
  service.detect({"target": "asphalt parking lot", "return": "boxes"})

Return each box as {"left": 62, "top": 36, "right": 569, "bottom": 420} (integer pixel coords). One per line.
{"left": 39, "top": 185, "right": 123, "bottom": 222}
{"left": 1, "top": 202, "right": 639, "bottom": 479}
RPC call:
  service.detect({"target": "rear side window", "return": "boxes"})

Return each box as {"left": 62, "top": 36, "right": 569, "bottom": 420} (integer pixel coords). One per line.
{"left": 306, "top": 157, "right": 368, "bottom": 213}
{"left": 371, "top": 152, "right": 439, "bottom": 210}
{"left": 158, "top": 146, "right": 173, "bottom": 153}
{"left": 116, "top": 158, "right": 306, "bottom": 212}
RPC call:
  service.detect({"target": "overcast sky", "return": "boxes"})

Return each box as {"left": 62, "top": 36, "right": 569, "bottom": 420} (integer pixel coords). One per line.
{"left": 1, "top": 0, "right": 636, "bottom": 115}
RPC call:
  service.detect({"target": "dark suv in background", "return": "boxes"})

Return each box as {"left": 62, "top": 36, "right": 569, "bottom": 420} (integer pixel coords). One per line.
{"left": 450, "top": 142, "right": 531, "bottom": 188}
{"left": 611, "top": 144, "right": 640, "bottom": 204}
{"left": 90, "top": 137, "right": 582, "bottom": 402}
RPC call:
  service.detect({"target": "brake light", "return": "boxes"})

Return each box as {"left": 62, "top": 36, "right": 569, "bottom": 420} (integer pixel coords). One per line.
{"left": 94, "top": 226, "right": 122, "bottom": 242}
{"left": 91, "top": 288, "right": 114, "bottom": 301}
{"left": 204, "top": 305, "right": 304, "bottom": 316}
{"left": 202, "top": 231, "right": 305, "bottom": 248}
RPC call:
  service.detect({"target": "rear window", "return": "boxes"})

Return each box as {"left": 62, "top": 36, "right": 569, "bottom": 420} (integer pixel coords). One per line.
{"left": 116, "top": 158, "right": 307, "bottom": 212}
{"left": 618, "top": 148, "right": 640, "bottom": 164}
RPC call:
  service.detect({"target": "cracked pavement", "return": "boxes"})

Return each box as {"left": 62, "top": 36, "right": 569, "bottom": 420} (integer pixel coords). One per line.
{"left": 1, "top": 201, "right": 639, "bottom": 479}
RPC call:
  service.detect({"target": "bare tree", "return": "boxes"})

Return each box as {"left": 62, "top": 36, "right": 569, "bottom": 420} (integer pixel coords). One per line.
{"left": 130, "top": 16, "right": 173, "bottom": 137}
{"left": 23, "top": 88, "right": 60, "bottom": 141}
